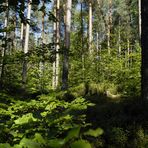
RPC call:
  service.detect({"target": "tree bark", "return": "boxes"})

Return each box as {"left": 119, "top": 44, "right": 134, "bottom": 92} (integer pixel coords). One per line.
{"left": 81, "top": 1, "right": 85, "bottom": 82}
{"left": 52, "top": 0, "right": 60, "bottom": 89}
{"left": 107, "top": 0, "right": 112, "bottom": 55}
{"left": 141, "top": 0, "right": 148, "bottom": 99}
{"left": 118, "top": 19, "right": 121, "bottom": 57}
{"left": 138, "top": 0, "right": 141, "bottom": 39}
{"left": 61, "top": 0, "right": 72, "bottom": 90}
{"left": 55, "top": 0, "right": 60, "bottom": 88}
{"left": 88, "top": 1, "right": 93, "bottom": 53}
{"left": 52, "top": 0, "right": 57, "bottom": 89}
{"left": 20, "top": 1, "right": 25, "bottom": 50}
{"left": 22, "top": 0, "right": 32, "bottom": 84}
{"left": 0, "top": 0, "right": 9, "bottom": 87}
{"left": 24, "top": 0, "right": 31, "bottom": 54}
{"left": 39, "top": 0, "right": 45, "bottom": 91}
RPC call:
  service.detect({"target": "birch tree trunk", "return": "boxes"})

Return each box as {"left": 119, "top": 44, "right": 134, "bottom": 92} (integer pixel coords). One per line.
{"left": 24, "top": 0, "right": 31, "bottom": 54}
{"left": 55, "top": 0, "right": 60, "bottom": 88}
{"left": 20, "top": 1, "right": 25, "bottom": 50}
{"left": 52, "top": 0, "right": 60, "bottom": 89}
{"left": 138, "top": 0, "right": 141, "bottom": 39}
{"left": 22, "top": 0, "right": 32, "bottom": 84}
{"left": 61, "top": 0, "right": 72, "bottom": 90}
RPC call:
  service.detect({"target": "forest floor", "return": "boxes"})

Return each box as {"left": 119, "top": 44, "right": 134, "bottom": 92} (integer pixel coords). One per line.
{"left": 0, "top": 86, "right": 148, "bottom": 147}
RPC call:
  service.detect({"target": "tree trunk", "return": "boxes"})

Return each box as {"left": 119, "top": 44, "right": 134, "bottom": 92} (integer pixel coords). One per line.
{"left": 52, "top": 0, "right": 60, "bottom": 89}
{"left": 88, "top": 1, "right": 92, "bottom": 53}
{"left": 22, "top": 0, "right": 32, "bottom": 84}
{"left": 52, "top": 0, "right": 57, "bottom": 89}
{"left": 55, "top": 0, "right": 60, "bottom": 88}
{"left": 61, "top": 0, "right": 72, "bottom": 90}
{"left": 127, "top": 38, "right": 130, "bottom": 68}
{"left": 12, "top": 8, "right": 17, "bottom": 50}
{"left": 24, "top": 0, "right": 31, "bottom": 54}
{"left": 118, "top": 19, "right": 121, "bottom": 57}
{"left": 141, "top": 0, "right": 148, "bottom": 99}
{"left": 0, "top": 0, "right": 9, "bottom": 87}
{"left": 39, "top": 0, "right": 45, "bottom": 91}
{"left": 20, "top": 1, "right": 25, "bottom": 50}
{"left": 81, "top": 1, "right": 85, "bottom": 82}
{"left": 138, "top": 0, "right": 141, "bottom": 39}
{"left": 107, "top": 0, "right": 112, "bottom": 55}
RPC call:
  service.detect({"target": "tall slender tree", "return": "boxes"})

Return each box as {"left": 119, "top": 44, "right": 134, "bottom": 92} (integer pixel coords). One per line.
{"left": 55, "top": 0, "right": 60, "bottom": 88}
{"left": 22, "top": 0, "right": 32, "bottom": 84}
{"left": 138, "top": 0, "right": 141, "bottom": 39}
{"left": 52, "top": 0, "right": 57, "bottom": 89}
{"left": 81, "top": 0, "right": 85, "bottom": 81}
{"left": 107, "top": 0, "right": 112, "bottom": 54}
{"left": 62, "top": 0, "right": 72, "bottom": 90}
{"left": 88, "top": 0, "right": 92, "bottom": 53}
{"left": 20, "top": 0, "right": 25, "bottom": 50}
{"left": 52, "top": 0, "right": 60, "bottom": 89}
{"left": 0, "top": 0, "right": 9, "bottom": 87}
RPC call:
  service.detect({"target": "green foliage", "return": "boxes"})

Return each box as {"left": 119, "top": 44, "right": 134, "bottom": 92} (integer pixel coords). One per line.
{"left": 70, "top": 140, "right": 92, "bottom": 148}
{"left": 65, "top": 126, "right": 81, "bottom": 142}
{"left": 84, "top": 128, "right": 104, "bottom": 137}
{"left": 106, "top": 127, "right": 128, "bottom": 147}
{"left": 0, "top": 92, "right": 93, "bottom": 147}
{"left": 48, "top": 139, "right": 65, "bottom": 148}
{"left": 0, "top": 0, "right": 144, "bottom": 147}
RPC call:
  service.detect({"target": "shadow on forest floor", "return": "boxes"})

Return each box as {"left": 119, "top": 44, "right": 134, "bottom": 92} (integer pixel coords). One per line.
{"left": 85, "top": 92, "right": 148, "bottom": 130}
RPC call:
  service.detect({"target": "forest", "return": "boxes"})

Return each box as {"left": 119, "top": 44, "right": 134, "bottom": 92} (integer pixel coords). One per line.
{"left": 0, "top": 0, "right": 148, "bottom": 147}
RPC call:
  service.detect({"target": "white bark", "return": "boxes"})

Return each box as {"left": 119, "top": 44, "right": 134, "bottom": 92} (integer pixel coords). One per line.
{"left": 138, "top": 0, "right": 141, "bottom": 39}
{"left": 21, "top": 23, "right": 24, "bottom": 41}
{"left": 118, "top": 19, "right": 121, "bottom": 57}
{"left": 65, "top": 0, "right": 72, "bottom": 48}
{"left": 22, "top": 0, "right": 32, "bottom": 84}
{"left": 20, "top": 23, "right": 24, "bottom": 50}
{"left": 24, "top": 0, "right": 32, "bottom": 54}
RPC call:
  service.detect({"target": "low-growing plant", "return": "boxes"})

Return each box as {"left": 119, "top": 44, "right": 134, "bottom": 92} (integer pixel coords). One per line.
{"left": 0, "top": 92, "right": 95, "bottom": 147}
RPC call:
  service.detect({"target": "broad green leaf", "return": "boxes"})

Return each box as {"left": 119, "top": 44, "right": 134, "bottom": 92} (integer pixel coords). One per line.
{"left": 33, "top": 133, "right": 46, "bottom": 144}
{"left": 41, "top": 111, "right": 48, "bottom": 117}
{"left": 0, "top": 143, "right": 12, "bottom": 148}
{"left": 19, "top": 137, "right": 41, "bottom": 148}
{"left": 70, "top": 140, "right": 92, "bottom": 148}
{"left": 65, "top": 126, "right": 81, "bottom": 142}
{"left": 84, "top": 128, "right": 104, "bottom": 137}
{"left": 48, "top": 139, "right": 65, "bottom": 148}
{"left": 14, "top": 113, "right": 37, "bottom": 125}
{"left": 45, "top": 102, "right": 57, "bottom": 111}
